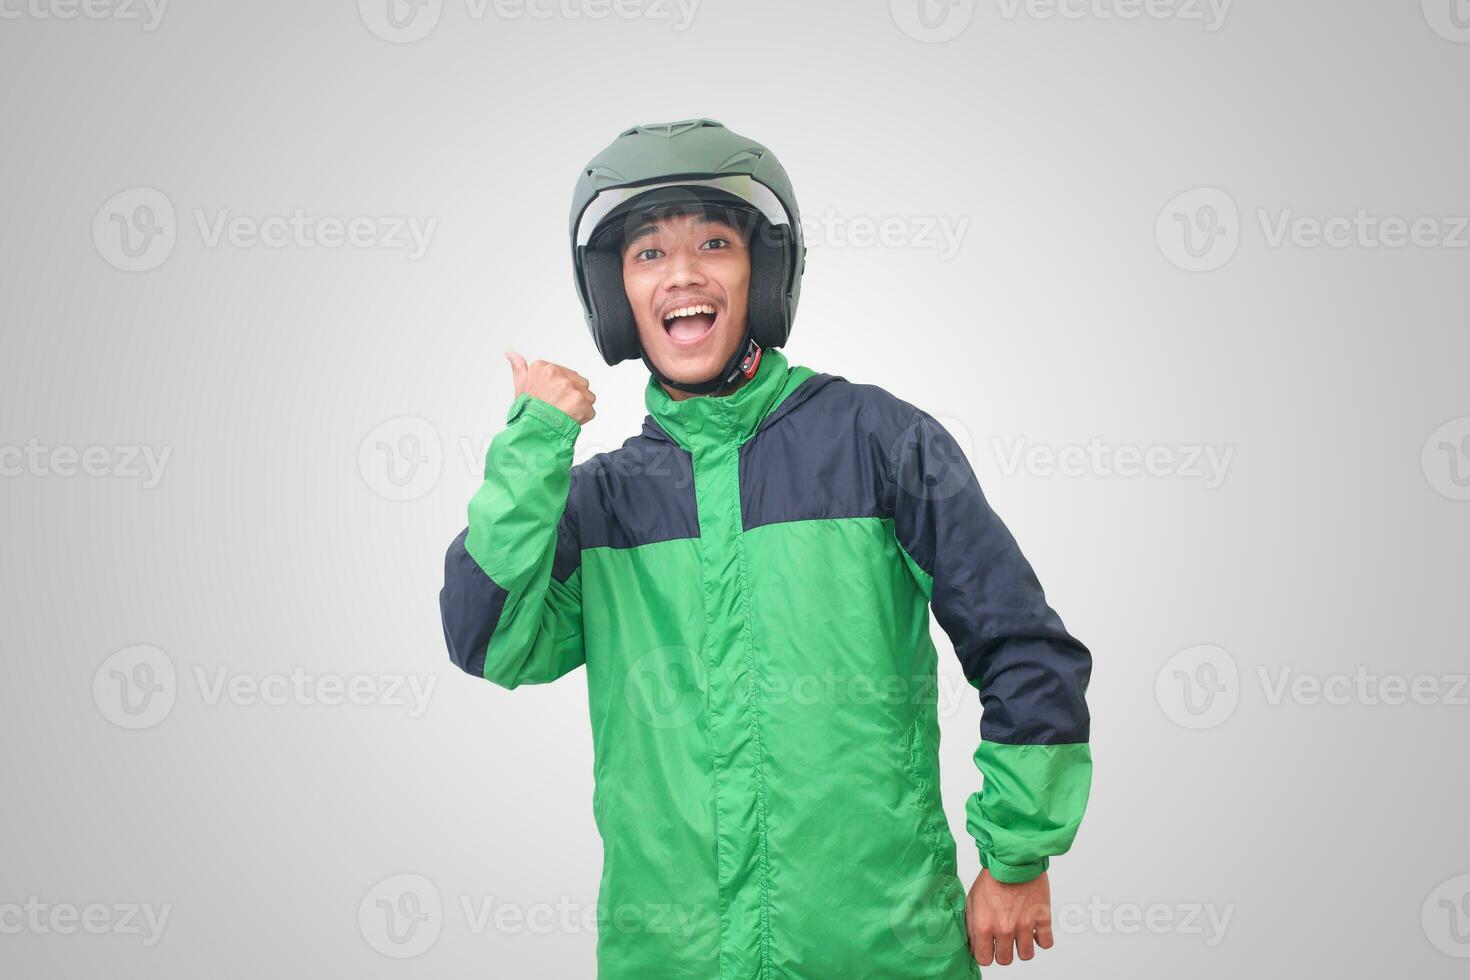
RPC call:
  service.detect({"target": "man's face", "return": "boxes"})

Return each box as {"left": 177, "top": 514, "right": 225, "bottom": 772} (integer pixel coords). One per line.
{"left": 620, "top": 209, "right": 751, "bottom": 390}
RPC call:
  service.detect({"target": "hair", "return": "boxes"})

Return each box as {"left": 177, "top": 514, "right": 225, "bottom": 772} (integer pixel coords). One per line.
{"left": 594, "top": 202, "right": 759, "bottom": 255}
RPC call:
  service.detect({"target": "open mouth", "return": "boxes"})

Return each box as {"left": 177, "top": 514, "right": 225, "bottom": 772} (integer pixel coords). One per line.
{"left": 662, "top": 303, "right": 718, "bottom": 346}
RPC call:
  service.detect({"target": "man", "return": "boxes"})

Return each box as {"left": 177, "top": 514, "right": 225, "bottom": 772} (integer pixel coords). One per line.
{"left": 439, "top": 118, "right": 1092, "bottom": 978}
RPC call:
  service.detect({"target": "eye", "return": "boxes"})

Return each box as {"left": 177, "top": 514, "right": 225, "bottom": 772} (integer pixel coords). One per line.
{"left": 702, "top": 237, "right": 730, "bottom": 250}
{"left": 634, "top": 247, "right": 664, "bottom": 261}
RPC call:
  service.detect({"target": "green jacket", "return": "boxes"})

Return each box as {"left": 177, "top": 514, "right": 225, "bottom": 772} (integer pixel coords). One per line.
{"left": 440, "top": 347, "right": 1092, "bottom": 978}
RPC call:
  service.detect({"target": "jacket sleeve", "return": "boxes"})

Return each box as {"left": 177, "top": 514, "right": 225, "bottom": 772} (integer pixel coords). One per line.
{"left": 439, "top": 392, "right": 585, "bottom": 689}
{"left": 887, "top": 405, "right": 1093, "bottom": 884}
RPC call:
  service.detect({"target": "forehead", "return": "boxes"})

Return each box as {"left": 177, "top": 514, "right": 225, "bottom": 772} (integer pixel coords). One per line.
{"left": 623, "top": 209, "right": 743, "bottom": 246}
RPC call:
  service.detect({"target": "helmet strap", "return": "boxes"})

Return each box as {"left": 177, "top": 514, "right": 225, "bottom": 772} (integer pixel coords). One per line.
{"left": 642, "top": 329, "right": 762, "bottom": 397}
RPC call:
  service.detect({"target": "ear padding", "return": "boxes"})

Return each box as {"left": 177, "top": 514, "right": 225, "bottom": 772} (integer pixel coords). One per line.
{"left": 746, "top": 219, "right": 792, "bottom": 349}
{"left": 581, "top": 247, "right": 641, "bottom": 366}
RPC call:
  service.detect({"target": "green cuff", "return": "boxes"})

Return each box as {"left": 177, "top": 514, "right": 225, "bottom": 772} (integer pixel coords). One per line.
{"left": 505, "top": 392, "right": 581, "bottom": 443}
{"left": 978, "top": 848, "right": 1049, "bottom": 884}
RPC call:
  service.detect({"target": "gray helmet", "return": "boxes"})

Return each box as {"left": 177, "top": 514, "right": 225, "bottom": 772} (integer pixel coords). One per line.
{"left": 569, "top": 118, "right": 806, "bottom": 386}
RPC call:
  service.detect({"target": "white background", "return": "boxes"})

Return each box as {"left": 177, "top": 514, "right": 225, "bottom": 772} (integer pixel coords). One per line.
{"left": 2, "top": 0, "right": 1468, "bottom": 975}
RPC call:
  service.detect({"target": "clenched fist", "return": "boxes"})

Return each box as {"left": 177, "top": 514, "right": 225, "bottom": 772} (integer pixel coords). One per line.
{"left": 504, "top": 350, "right": 597, "bottom": 426}
{"left": 967, "top": 869, "right": 1054, "bottom": 967}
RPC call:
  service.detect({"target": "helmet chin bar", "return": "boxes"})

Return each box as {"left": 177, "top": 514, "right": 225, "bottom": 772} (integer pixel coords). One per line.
{"left": 641, "top": 327, "right": 761, "bottom": 396}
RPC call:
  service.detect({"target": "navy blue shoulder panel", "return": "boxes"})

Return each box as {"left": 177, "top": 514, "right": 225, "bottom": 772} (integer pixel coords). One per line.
{"left": 568, "top": 430, "right": 699, "bottom": 553}
{"left": 441, "top": 426, "right": 697, "bottom": 681}
{"left": 441, "top": 467, "right": 583, "bottom": 679}
{"left": 439, "top": 527, "right": 508, "bottom": 680}
{"left": 740, "top": 375, "right": 904, "bottom": 530}
{"left": 888, "top": 405, "right": 1092, "bottom": 745}
{"left": 740, "top": 373, "right": 1091, "bottom": 745}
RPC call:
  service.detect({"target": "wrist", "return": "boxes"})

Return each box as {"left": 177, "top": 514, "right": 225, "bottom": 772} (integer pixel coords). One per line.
{"left": 979, "top": 848, "right": 1048, "bottom": 884}
{"left": 506, "top": 392, "right": 582, "bottom": 443}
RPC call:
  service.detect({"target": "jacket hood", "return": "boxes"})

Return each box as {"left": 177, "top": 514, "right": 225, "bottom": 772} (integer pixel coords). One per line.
{"left": 639, "top": 347, "right": 842, "bottom": 451}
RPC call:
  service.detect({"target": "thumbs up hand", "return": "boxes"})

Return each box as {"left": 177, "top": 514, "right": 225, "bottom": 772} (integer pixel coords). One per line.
{"left": 504, "top": 351, "right": 597, "bottom": 426}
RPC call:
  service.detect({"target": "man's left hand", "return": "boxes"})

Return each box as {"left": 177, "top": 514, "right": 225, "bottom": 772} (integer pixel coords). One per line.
{"left": 966, "top": 869, "right": 1053, "bottom": 967}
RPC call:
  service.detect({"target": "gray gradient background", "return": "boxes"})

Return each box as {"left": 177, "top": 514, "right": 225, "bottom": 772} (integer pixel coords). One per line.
{"left": 3, "top": 0, "right": 1468, "bottom": 976}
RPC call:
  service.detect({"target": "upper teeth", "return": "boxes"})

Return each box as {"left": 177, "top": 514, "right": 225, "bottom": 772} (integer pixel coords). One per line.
{"left": 665, "top": 304, "right": 716, "bottom": 320}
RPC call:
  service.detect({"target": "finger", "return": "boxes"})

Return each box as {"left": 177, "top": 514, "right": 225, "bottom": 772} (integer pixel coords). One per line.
{"left": 1016, "top": 923, "right": 1036, "bottom": 961}
{"left": 993, "top": 931, "right": 1015, "bottom": 966}
{"left": 974, "top": 925, "right": 994, "bottom": 967}
{"left": 504, "top": 351, "right": 528, "bottom": 392}
{"left": 1035, "top": 918, "right": 1054, "bottom": 950}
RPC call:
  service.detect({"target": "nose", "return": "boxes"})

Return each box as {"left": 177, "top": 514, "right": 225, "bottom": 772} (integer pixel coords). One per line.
{"left": 662, "top": 242, "right": 708, "bottom": 291}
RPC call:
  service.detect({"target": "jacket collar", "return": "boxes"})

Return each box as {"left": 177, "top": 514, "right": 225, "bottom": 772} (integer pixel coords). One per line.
{"left": 641, "top": 347, "right": 831, "bottom": 451}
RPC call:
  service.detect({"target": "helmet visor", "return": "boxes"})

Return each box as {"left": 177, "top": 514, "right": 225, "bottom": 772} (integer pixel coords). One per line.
{"left": 575, "top": 174, "right": 791, "bottom": 250}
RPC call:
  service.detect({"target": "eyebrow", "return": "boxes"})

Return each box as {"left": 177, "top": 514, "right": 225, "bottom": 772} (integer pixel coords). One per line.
{"left": 623, "top": 213, "right": 733, "bottom": 250}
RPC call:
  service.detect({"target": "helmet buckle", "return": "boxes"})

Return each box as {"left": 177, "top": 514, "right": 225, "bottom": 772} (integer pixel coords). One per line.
{"left": 738, "top": 339, "right": 763, "bottom": 380}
